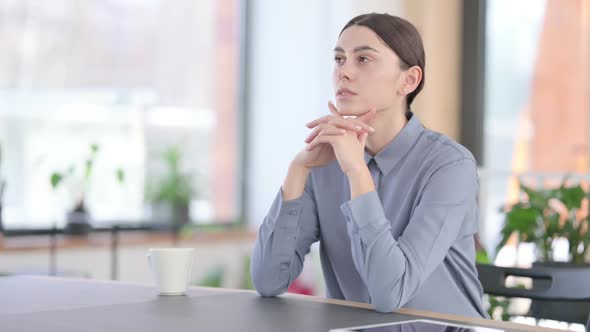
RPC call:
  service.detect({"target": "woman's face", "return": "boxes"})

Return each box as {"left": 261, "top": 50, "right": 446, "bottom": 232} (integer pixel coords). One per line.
{"left": 332, "top": 25, "right": 407, "bottom": 116}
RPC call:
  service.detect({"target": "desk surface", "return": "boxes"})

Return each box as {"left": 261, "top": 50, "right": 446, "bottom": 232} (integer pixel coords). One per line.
{"left": 0, "top": 276, "right": 559, "bottom": 332}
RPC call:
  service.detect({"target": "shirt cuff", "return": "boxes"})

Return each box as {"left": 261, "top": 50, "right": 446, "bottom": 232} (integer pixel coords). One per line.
{"left": 267, "top": 188, "right": 305, "bottom": 232}
{"left": 340, "top": 191, "right": 389, "bottom": 243}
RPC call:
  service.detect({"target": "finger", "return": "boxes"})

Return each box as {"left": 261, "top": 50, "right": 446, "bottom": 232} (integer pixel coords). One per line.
{"left": 357, "top": 108, "right": 377, "bottom": 123}
{"left": 359, "top": 131, "right": 369, "bottom": 146}
{"left": 329, "top": 117, "right": 375, "bottom": 133}
{"left": 304, "top": 126, "right": 323, "bottom": 144}
{"left": 306, "top": 115, "right": 332, "bottom": 129}
{"left": 326, "top": 118, "right": 364, "bottom": 132}
{"left": 306, "top": 133, "right": 339, "bottom": 151}
{"left": 304, "top": 124, "right": 345, "bottom": 143}
{"left": 328, "top": 101, "right": 343, "bottom": 118}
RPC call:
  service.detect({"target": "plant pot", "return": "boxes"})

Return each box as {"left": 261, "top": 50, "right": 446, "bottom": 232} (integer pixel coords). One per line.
{"left": 173, "top": 204, "right": 190, "bottom": 228}
{"left": 529, "top": 261, "right": 590, "bottom": 325}
{"left": 65, "top": 210, "right": 92, "bottom": 236}
{"left": 148, "top": 202, "right": 190, "bottom": 230}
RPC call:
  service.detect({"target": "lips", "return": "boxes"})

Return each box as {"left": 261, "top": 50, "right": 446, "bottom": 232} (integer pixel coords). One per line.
{"left": 336, "top": 88, "right": 357, "bottom": 96}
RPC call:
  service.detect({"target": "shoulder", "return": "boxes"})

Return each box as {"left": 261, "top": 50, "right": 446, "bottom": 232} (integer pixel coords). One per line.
{"left": 418, "top": 128, "right": 477, "bottom": 173}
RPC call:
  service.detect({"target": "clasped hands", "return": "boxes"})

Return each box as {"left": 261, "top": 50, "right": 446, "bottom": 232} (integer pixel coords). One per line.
{"left": 294, "top": 101, "right": 376, "bottom": 177}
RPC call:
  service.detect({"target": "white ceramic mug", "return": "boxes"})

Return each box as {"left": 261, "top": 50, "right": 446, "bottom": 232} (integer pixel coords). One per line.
{"left": 146, "top": 248, "right": 195, "bottom": 295}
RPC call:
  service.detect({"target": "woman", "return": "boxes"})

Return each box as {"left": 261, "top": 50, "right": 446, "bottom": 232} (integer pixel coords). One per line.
{"left": 251, "top": 13, "right": 487, "bottom": 318}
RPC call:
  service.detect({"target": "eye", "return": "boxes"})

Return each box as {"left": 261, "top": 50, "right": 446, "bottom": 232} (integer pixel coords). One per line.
{"left": 334, "top": 55, "right": 345, "bottom": 65}
{"left": 358, "top": 56, "right": 370, "bottom": 63}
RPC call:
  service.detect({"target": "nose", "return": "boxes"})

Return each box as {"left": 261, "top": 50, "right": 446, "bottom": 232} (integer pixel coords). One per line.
{"left": 335, "top": 62, "right": 353, "bottom": 81}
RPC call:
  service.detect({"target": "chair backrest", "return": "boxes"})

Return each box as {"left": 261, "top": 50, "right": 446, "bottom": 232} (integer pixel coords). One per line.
{"left": 477, "top": 263, "right": 590, "bottom": 301}
{"left": 477, "top": 263, "right": 590, "bottom": 325}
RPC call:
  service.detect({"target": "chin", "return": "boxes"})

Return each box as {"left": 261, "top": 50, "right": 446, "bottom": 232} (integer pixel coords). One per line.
{"left": 335, "top": 102, "right": 368, "bottom": 117}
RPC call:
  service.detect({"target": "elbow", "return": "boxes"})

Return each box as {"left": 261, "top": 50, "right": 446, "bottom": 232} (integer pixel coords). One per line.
{"left": 371, "top": 296, "right": 399, "bottom": 313}
{"left": 254, "top": 285, "right": 283, "bottom": 298}
{"left": 368, "top": 285, "right": 403, "bottom": 313}
{"left": 252, "top": 276, "right": 286, "bottom": 297}
{"left": 251, "top": 263, "right": 287, "bottom": 298}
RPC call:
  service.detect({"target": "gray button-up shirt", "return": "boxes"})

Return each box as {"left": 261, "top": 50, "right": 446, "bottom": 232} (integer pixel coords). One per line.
{"left": 251, "top": 112, "right": 488, "bottom": 318}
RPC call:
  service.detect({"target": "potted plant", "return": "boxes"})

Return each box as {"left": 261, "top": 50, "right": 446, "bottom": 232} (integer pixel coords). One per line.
{"left": 498, "top": 179, "right": 590, "bottom": 264}
{"left": 50, "top": 143, "right": 125, "bottom": 235}
{"left": 145, "top": 146, "right": 197, "bottom": 230}
{"left": 497, "top": 178, "right": 590, "bottom": 322}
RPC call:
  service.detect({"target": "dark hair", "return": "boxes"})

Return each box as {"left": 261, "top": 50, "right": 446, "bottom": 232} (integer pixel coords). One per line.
{"left": 340, "top": 13, "right": 425, "bottom": 108}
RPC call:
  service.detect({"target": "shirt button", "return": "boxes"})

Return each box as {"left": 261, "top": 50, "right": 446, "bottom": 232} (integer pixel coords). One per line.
{"left": 288, "top": 209, "right": 298, "bottom": 216}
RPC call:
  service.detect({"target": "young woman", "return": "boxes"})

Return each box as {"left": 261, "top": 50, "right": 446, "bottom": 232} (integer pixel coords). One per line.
{"left": 251, "top": 13, "right": 487, "bottom": 318}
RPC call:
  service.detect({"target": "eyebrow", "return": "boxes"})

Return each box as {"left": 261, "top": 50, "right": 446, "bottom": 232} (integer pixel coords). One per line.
{"left": 333, "top": 45, "right": 380, "bottom": 53}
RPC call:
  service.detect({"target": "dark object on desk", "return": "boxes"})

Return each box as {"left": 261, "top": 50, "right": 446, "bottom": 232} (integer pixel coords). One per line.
{"left": 477, "top": 263, "right": 590, "bottom": 329}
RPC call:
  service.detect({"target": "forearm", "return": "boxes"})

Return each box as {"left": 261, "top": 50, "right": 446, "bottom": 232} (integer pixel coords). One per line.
{"left": 252, "top": 171, "right": 320, "bottom": 297}
{"left": 282, "top": 162, "right": 311, "bottom": 201}
{"left": 347, "top": 165, "right": 375, "bottom": 199}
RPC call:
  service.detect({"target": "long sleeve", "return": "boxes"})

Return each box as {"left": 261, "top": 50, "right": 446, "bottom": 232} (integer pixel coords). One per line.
{"left": 251, "top": 176, "right": 320, "bottom": 297}
{"left": 340, "top": 158, "right": 478, "bottom": 313}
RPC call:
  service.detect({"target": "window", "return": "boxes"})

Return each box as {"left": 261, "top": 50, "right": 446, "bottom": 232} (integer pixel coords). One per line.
{"left": 481, "top": 0, "right": 590, "bottom": 260}
{"left": 0, "top": 0, "right": 242, "bottom": 229}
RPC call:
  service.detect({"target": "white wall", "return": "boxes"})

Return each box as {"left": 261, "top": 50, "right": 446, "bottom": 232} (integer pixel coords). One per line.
{"left": 246, "top": 0, "right": 354, "bottom": 227}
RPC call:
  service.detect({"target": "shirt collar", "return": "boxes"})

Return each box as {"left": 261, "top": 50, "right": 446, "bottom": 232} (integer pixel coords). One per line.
{"left": 364, "top": 111, "right": 424, "bottom": 175}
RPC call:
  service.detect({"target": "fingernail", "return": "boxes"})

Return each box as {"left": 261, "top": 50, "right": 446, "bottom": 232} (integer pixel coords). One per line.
{"left": 340, "top": 129, "right": 346, "bottom": 134}
{"left": 355, "top": 126, "right": 362, "bottom": 131}
{"left": 369, "top": 127, "right": 375, "bottom": 132}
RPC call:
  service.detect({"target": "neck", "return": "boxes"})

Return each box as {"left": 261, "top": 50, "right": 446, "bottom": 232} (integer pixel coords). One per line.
{"left": 364, "top": 104, "right": 408, "bottom": 156}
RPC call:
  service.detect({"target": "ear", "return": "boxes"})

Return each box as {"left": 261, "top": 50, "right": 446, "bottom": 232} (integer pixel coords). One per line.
{"left": 398, "top": 66, "right": 423, "bottom": 95}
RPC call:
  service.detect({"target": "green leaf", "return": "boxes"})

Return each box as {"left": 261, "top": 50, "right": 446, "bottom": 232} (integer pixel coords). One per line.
{"left": 505, "top": 207, "right": 538, "bottom": 233}
{"left": 145, "top": 146, "right": 197, "bottom": 205}
{"left": 115, "top": 168, "right": 125, "bottom": 184}
{"left": 50, "top": 172, "right": 63, "bottom": 189}
{"left": 559, "top": 185, "right": 585, "bottom": 210}
{"left": 90, "top": 143, "right": 99, "bottom": 155}
{"left": 197, "top": 266, "right": 224, "bottom": 288}
{"left": 476, "top": 249, "right": 490, "bottom": 264}
{"left": 241, "top": 255, "right": 254, "bottom": 290}
{"left": 85, "top": 159, "right": 93, "bottom": 180}
{"left": 496, "top": 206, "right": 539, "bottom": 252}
{"left": 520, "top": 182, "right": 549, "bottom": 209}
{"left": 545, "top": 213, "right": 561, "bottom": 237}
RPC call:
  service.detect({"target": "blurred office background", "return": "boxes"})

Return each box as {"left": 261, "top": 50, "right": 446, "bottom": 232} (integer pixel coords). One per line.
{"left": 1, "top": 0, "right": 589, "bottom": 330}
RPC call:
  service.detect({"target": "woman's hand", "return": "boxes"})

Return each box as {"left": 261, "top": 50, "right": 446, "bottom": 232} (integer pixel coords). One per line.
{"left": 306, "top": 102, "right": 374, "bottom": 176}
{"left": 292, "top": 127, "right": 341, "bottom": 170}
{"left": 293, "top": 102, "right": 376, "bottom": 171}
{"left": 304, "top": 102, "right": 375, "bottom": 144}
